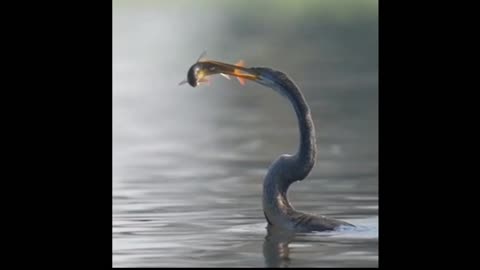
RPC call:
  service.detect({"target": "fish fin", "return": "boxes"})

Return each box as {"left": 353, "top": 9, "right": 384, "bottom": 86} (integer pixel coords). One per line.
{"left": 220, "top": 73, "right": 231, "bottom": 80}
{"left": 236, "top": 76, "right": 246, "bottom": 85}
{"left": 178, "top": 79, "right": 188, "bottom": 86}
{"left": 196, "top": 50, "right": 207, "bottom": 62}
{"left": 235, "top": 59, "right": 245, "bottom": 67}
{"left": 199, "top": 77, "right": 211, "bottom": 86}
{"left": 234, "top": 60, "right": 246, "bottom": 85}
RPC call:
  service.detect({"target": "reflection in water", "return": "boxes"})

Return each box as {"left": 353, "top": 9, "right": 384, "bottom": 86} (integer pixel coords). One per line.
{"left": 263, "top": 226, "right": 296, "bottom": 268}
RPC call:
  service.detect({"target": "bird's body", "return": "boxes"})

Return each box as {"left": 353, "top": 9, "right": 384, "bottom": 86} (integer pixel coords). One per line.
{"left": 181, "top": 59, "right": 355, "bottom": 232}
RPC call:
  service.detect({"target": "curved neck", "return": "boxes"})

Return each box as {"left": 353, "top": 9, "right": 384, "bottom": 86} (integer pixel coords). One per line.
{"left": 275, "top": 76, "right": 317, "bottom": 185}
{"left": 288, "top": 83, "right": 317, "bottom": 181}
{"left": 262, "top": 74, "right": 317, "bottom": 226}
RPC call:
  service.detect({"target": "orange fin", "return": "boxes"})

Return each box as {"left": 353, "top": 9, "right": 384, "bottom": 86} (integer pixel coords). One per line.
{"left": 236, "top": 76, "right": 246, "bottom": 85}
{"left": 235, "top": 60, "right": 245, "bottom": 67}
{"left": 234, "top": 60, "right": 246, "bottom": 85}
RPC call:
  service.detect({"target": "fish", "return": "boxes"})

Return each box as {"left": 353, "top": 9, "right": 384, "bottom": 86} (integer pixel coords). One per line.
{"left": 179, "top": 51, "right": 258, "bottom": 87}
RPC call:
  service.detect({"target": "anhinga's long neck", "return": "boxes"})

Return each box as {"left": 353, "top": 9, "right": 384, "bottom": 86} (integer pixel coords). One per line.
{"left": 273, "top": 75, "right": 317, "bottom": 187}
{"left": 287, "top": 81, "right": 317, "bottom": 182}
{"left": 261, "top": 72, "right": 317, "bottom": 227}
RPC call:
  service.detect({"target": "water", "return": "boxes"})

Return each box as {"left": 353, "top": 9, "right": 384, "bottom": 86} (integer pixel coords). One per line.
{"left": 113, "top": 0, "right": 378, "bottom": 267}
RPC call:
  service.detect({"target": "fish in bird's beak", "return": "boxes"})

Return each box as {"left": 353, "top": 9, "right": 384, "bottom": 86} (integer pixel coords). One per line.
{"left": 179, "top": 53, "right": 260, "bottom": 87}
